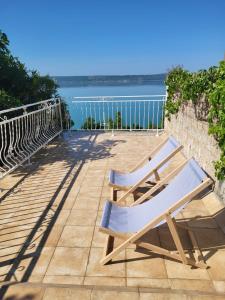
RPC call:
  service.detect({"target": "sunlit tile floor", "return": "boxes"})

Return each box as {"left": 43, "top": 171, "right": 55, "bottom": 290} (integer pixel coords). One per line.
{"left": 0, "top": 131, "right": 225, "bottom": 299}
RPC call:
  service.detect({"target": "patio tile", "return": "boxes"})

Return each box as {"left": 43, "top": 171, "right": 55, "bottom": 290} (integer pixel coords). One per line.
{"left": 61, "top": 195, "right": 77, "bottom": 210}
{"left": 84, "top": 276, "right": 126, "bottom": 286}
{"left": 194, "top": 228, "right": 225, "bottom": 250}
{"left": 3, "top": 285, "right": 45, "bottom": 300}
{"left": 91, "top": 290, "right": 139, "bottom": 300}
{"left": 140, "top": 292, "right": 188, "bottom": 300}
{"left": 85, "top": 170, "right": 105, "bottom": 176}
{"left": 72, "top": 196, "right": 99, "bottom": 210}
{"left": 28, "top": 223, "right": 64, "bottom": 248}
{"left": 184, "top": 199, "right": 209, "bottom": 213}
{"left": 12, "top": 247, "right": 55, "bottom": 280}
{"left": 58, "top": 225, "right": 94, "bottom": 247}
{"left": 170, "top": 279, "right": 215, "bottom": 293}
{"left": 0, "top": 213, "right": 42, "bottom": 231}
{"left": 95, "top": 211, "right": 104, "bottom": 227}
{"left": 46, "top": 247, "right": 89, "bottom": 276}
{"left": 138, "top": 228, "right": 160, "bottom": 246}
{"left": 0, "top": 225, "right": 32, "bottom": 247}
{"left": 43, "top": 287, "right": 91, "bottom": 300}
{"left": 182, "top": 211, "right": 218, "bottom": 229}
{"left": 92, "top": 226, "right": 106, "bottom": 248}
{"left": 79, "top": 186, "right": 102, "bottom": 197}
{"left": 66, "top": 210, "right": 97, "bottom": 226}
{"left": 127, "top": 278, "right": 170, "bottom": 288}
{"left": 54, "top": 210, "right": 70, "bottom": 225}
{"left": 86, "top": 247, "right": 126, "bottom": 277}
{"left": 0, "top": 264, "right": 15, "bottom": 282}
{"left": 165, "top": 259, "right": 210, "bottom": 280}
{"left": 43, "top": 225, "right": 64, "bottom": 247}
{"left": 81, "top": 178, "right": 104, "bottom": 187}
{"left": 1, "top": 132, "right": 224, "bottom": 293}
{"left": 188, "top": 296, "right": 225, "bottom": 300}
{"left": 206, "top": 250, "right": 225, "bottom": 280}
{"left": 213, "top": 280, "right": 225, "bottom": 293}
{"left": 126, "top": 249, "right": 167, "bottom": 279}
{"left": 101, "top": 186, "right": 111, "bottom": 198}
{"left": 43, "top": 275, "right": 84, "bottom": 285}
{"left": 202, "top": 193, "right": 224, "bottom": 215}
{"left": 158, "top": 227, "right": 192, "bottom": 251}
{"left": 92, "top": 227, "right": 128, "bottom": 249}
{"left": 215, "top": 209, "right": 225, "bottom": 235}
{"left": 0, "top": 245, "right": 22, "bottom": 263}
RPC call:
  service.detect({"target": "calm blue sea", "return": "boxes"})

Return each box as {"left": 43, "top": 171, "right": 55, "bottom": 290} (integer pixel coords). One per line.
{"left": 58, "top": 84, "right": 166, "bottom": 129}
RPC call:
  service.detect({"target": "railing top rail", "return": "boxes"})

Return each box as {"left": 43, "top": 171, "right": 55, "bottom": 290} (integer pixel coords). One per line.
{"left": 0, "top": 98, "right": 59, "bottom": 115}
{"left": 0, "top": 102, "right": 60, "bottom": 125}
{"left": 73, "top": 94, "right": 166, "bottom": 100}
{"left": 72, "top": 99, "right": 166, "bottom": 103}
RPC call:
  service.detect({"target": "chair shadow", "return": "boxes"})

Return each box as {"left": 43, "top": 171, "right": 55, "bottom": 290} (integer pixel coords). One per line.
{"left": 0, "top": 131, "right": 125, "bottom": 298}
{"left": 125, "top": 207, "right": 225, "bottom": 267}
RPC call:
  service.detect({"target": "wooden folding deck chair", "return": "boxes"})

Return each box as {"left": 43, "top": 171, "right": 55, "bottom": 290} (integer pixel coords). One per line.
{"left": 108, "top": 136, "right": 183, "bottom": 203}
{"left": 100, "top": 159, "right": 213, "bottom": 268}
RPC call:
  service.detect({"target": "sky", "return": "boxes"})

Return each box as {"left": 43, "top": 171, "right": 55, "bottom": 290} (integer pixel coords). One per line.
{"left": 1, "top": 0, "right": 225, "bottom": 76}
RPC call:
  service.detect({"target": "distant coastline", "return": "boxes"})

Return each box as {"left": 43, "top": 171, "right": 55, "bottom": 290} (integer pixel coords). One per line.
{"left": 52, "top": 74, "right": 166, "bottom": 88}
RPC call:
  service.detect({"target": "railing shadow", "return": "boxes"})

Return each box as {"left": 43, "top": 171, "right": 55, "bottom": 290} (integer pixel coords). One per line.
{"left": 0, "top": 131, "right": 125, "bottom": 298}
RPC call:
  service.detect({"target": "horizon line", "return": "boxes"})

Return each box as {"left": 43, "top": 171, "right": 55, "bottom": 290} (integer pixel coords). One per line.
{"left": 51, "top": 73, "right": 167, "bottom": 77}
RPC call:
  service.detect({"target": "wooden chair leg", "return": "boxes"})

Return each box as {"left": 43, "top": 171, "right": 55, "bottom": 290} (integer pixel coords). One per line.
{"left": 176, "top": 223, "right": 207, "bottom": 268}
{"left": 166, "top": 214, "right": 188, "bottom": 265}
{"left": 111, "top": 188, "right": 117, "bottom": 201}
{"left": 103, "top": 235, "right": 115, "bottom": 263}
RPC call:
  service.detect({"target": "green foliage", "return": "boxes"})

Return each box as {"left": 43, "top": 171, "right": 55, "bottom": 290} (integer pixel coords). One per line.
{"left": 0, "top": 31, "right": 9, "bottom": 54}
{"left": 148, "top": 120, "right": 163, "bottom": 130}
{"left": 81, "top": 111, "right": 144, "bottom": 130}
{"left": 0, "top": 29, "right": 71, "bottom": 129}
{"left": 0, "top": 30, "right": 57, "bottom": 105}
{"left": 81, "top": 117, "right": 100, "bottom": 129}
{"left": 0, "top": 89, "right": 22, "bottom": 110}
{"left": 114, "top": 111, "right": 122, "bottom": 128}
{"left": 60, "top": 99, "right": 74, "bottom": 129}
{"left": 107, "top": 118, "right": 114, "bottom": 129}
{"left": 165, "top": 66, "right": 219, "bottom": 119}
{"left": 165, "top": 61, "right": 225, "bottom": 180}
{"left": 208, "top": 61, "right": 225, "bottom": 179}
{"left": 164, "top": 67, "right": 190, "bottom": 118}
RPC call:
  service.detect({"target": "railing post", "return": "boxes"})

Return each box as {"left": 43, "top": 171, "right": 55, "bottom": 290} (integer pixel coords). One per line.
{"left": 103, "top": 97, "right": 106, "bottom": 131}
{"left": 58, "top": 98, "right": 63, "bottom": 132}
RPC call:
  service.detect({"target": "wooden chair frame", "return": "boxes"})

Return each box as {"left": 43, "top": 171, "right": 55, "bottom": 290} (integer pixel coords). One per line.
{"left": 109, "top": 137, "right": 183, "bottom": 203}
{"left": 100, "top": 177, "right": 212, "bottom": 268}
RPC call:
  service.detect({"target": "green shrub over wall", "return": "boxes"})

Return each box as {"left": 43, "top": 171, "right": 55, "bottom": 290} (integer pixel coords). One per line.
{"left": 165, "top": 61, "right": 225, "bottom": 180}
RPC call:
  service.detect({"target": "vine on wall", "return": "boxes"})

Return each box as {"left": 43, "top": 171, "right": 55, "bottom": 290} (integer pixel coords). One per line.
{"left": 165, "top": 61, "right": 225, "bottom": 180}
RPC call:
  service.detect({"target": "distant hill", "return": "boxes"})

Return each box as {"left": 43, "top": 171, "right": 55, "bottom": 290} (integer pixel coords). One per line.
{"left": 52, "top": 74, "right": 166, "bottom": 87}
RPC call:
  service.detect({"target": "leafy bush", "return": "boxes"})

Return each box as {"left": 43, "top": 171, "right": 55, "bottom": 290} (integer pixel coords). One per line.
{"left": 165, "top": 61, "right": 225, "bottom": 180}
{"left": 0, "top": 30, "right": 58, "bottom": 105}
{"left": 208, "top": 61, "right": 225, "bottom": 179}
{"left": 0, "top": 30, "right": 71, "bottom": 129}
{"left": 0, "top": 89, "right": 21, "bottom": 110}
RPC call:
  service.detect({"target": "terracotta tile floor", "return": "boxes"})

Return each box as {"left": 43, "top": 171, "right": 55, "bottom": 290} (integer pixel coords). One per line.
{"left": 0, "top": 131, "right": 225, "bottom": 299}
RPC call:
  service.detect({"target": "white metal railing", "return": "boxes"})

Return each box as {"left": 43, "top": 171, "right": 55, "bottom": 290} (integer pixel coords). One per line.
{"left": 72, "top": 95, "right": 166, "bottom": 133}
{"left": 0, "top": 98, "right": 62, "bottom": 179}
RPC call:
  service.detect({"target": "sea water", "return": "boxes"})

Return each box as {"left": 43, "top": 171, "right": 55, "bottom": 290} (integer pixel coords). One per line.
{"left": 58, "top": 84, "right": 166, "bottom": 129}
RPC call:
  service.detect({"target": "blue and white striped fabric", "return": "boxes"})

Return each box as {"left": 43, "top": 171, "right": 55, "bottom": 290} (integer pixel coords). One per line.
{"left": 109, "top": 136, "right": 180, "bottom": 187}
{"left": 102, "top": 159, "right": 207, "bottom": 233}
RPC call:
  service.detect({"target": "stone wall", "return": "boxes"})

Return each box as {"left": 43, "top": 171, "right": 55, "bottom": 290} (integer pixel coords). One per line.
{"left": 165, "top": 101, "right": 225, "bottom": 203}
